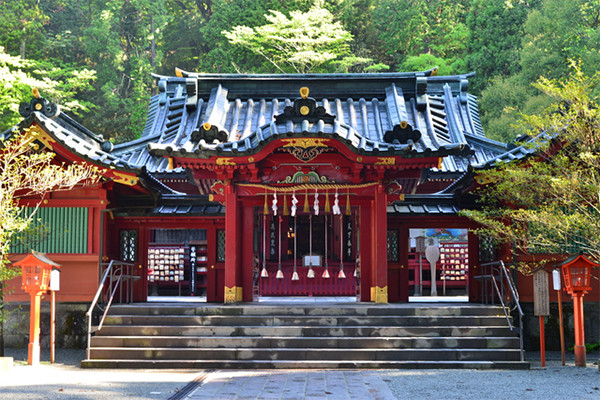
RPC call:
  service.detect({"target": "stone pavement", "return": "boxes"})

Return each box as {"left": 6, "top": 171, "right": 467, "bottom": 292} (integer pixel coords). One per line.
{"left": 185, "top": 370, "right": 396, "bottom": 400}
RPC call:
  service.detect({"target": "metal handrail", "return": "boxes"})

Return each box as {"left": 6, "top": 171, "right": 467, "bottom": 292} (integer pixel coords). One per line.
{"left": 85, "top": 260, "right": 135, "bottom": 360}
{"left": 479, "top": 260, "right": 525, "bottom": 362}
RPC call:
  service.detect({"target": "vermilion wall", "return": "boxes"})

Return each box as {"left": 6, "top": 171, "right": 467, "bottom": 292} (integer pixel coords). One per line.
{"left": 516, "top": 267, "right": 600, "bottom": 303}
{"left": 5, "top": 254, "right": 99, "bottom": 302}
{"left": 6, "top": 184, "right": 107, "bottom": 303}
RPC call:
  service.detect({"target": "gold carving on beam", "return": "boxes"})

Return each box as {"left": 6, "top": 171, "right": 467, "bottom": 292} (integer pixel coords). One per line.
{"left": 26, "top": 125, "right": 56, "bottom": 150}
{"left": 280, "top": 138, "right": 332, "bottom": 163}
{"left": 375, "top": 157, "right": 395, "bottom": 165}
{"left": 112, "top": 171, "right": 140, "bottom": 186}
{"left": 216, "top": 157, "right": 236, "bottom": 166}
{"left": 281, "top": 138, "right": 329, "bottom": 148}
{"left": 225, "top": 286, "right": 243, "bottom": 303}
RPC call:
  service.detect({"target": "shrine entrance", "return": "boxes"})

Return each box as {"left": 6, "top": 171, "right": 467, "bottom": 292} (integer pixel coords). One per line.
{"left": 256, "top": 208, "right": 359, "bottom": 298}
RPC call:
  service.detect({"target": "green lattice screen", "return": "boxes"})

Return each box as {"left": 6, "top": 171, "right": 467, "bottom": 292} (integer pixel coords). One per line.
{"left": 10, "top": 207, "right": 88, "bottom": 254}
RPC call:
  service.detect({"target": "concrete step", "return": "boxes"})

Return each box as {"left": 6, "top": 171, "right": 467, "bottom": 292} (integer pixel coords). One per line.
{"left": 91, "top": 335, "right": 520, "bottom": 349}
{"left": 96, "top": 325, "right": 515, "bottom": 337}
{"left": 85, "top": 303, "right": 525, "bottom": 370}
{"left": 88, "top": 347, "right": 523, "bottom": 362}
{"left": 102, "top": 314, "right": 510, "bottom": 327}
{"left": 108, "top": 304, "right": 506, "bottom": 317}
{"left": 81, "top": 359, "right": 530, "bottom": 369}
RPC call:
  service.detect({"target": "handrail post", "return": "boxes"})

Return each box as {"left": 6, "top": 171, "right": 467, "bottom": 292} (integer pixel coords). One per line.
{"left": 85, "top": 260, "right": 134, "bottom": 361}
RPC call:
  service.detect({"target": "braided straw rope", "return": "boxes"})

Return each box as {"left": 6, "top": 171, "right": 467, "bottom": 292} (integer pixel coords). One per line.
{"left": 236, "top": 181, "right": 379, "bottom": 192}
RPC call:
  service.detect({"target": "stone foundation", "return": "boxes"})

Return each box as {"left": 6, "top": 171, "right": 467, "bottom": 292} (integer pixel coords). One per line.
{"left": 520, "top": 302, "right": 600, "bottom": 351}
{"left": 2, "top": 302, "right": 89, "bottom": 349}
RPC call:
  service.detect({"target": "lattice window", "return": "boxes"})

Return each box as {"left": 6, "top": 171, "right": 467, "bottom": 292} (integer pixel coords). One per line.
{"left": 217, "top": 229, "right": 226, "bottom": 262}
{"left": 119, "top": 230, "right": 138, "bottom": 262}
{"left": 387, "top": 230, "right": 399, "bottom": 262}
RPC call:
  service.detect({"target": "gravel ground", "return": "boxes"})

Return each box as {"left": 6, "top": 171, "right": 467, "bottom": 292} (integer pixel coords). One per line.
{"left": 380, "top": 356, "right": 600, "bottom": 400}
{"left": 0, "top": 349, "right": 598, "bottom": 400}
{"left": 0, "top": 349, "right": 199, "bottom": 400}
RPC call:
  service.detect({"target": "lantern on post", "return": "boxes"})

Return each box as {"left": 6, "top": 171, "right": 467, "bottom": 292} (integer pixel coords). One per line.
{"left": 556, "top": 254, "right": 597, "bottom": 367}
{"left": 14, "top": 250, "right": 60, "bottom": 366}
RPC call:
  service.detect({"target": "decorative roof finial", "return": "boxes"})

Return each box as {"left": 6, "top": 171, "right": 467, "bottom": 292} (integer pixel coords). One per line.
{"left": 300, "top": 87, "right": 309, "bottom": 99}
{"left": 19, "top": 89, "right": 60, "bottom": 118}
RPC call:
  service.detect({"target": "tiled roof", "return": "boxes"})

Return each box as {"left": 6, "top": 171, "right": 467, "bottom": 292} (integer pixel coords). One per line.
{"left": 6, "top": 70, "right": 526, "bottom": 197}
{"left": 387, "top": 194, "right": 460, "bottom": 215}
{"left": 141, "top": 71, "right": 505, "bottom": 166}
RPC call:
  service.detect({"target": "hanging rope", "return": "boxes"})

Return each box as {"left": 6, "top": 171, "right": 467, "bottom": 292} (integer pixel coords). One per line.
{"left": 276, "top": 215, "right": 283, "bottom": 279}
{"left": 292, "top": 213, "right": 299, "bottom": 281}
{"left": 323, "top": 213, "right": 330, "bottom": 278}
{"left": 261, "top": 211, "right": 268, "bottom": 278}
{"left": 339, "top": 213, "right": 345, "bottom": 279}
{"left": 237, "top": 181, "right": 379, "bottom": 192}
{"left": 303, "top": 190, "right": 310, "bottom": 213}
{"left": 283, "top": 194, "right": 289, "bottom": 216}
{"left": 313, "top": 189, "right": 319, "bottom": 216}
{"left": 307, "top": 213, "right": 315, "bottom": 278}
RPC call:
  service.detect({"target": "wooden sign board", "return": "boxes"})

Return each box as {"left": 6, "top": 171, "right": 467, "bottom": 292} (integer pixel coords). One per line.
{"left": 533, "top": 270, "right": 550, "bottom": 316}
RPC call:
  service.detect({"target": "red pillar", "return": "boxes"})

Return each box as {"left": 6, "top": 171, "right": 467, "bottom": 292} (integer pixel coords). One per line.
{"left": 27, "top": 292, "right": 42, "bottom": 366}
{"left": 359, "top": 203, "right": 372, "bottom": 302}
{"left": 371, "top": 184, "right": 388, "bottom": 303}
{"left": 224, "top": 184, "right": 243, "bottom": 303}
{"left": 241, "top": 202, "right": 255, "bottom": 302}
{"left": 573, "top": 293, "right": 587, "bottom": 367}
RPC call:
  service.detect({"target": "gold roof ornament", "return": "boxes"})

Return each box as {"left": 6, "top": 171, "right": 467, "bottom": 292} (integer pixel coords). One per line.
{"left": 32, "top": 88, "right": 40, "bottom": 98}
{"left": 299, "top": 87, "right": 309, "bottom": 99}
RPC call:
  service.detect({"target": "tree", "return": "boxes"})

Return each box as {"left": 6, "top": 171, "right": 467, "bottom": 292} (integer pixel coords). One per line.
{"left": 222, "top": 2, "right": 387, "bottom": 73}
{"left": 372, "top": 0, "right": 470, "bottom": 72}
{"left": 0, "top": 46, "right": 95, "bottom": 129}
{"left": 478, "top": 0, "right": 600, "bottom": 142}
{"left": 462, "top": 64, "right": 600, "bottom": 271}
{"left": 0, "top": 130, "right": 100, "bottom": 355}
{"left": 465, "top": 0, "right": 541, "bottom": 94}
{"left": 0, "top": 0, "right": 49, "bottom": 59}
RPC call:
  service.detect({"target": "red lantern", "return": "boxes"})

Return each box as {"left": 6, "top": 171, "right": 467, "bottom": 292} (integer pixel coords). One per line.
{"left": 556, "top": 254, "right": 598, "bottom": 367}
{"left": 14, "top": 250, "right": 61, "bottom": 366}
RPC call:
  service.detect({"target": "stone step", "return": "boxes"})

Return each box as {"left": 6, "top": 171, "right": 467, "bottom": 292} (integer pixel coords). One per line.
{"left": 82, "top": 359, "right": 530, "bottom": 370}
{"left": 96, "top": 325, "right": 515, "bottom": 337}
{"left": 102, "top": 315, "right": 510, "bottom": 327}
{"left": 108, "top": 304, "right": 506, "bottom": 317}
{"left": 88, "top": 347, "right": 523, "bottom": 362}
{"left": 91, "top": 335, "right": 520, "bottom": 349}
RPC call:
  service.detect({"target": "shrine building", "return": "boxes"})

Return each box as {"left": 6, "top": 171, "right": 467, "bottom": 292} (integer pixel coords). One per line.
{"left": 2, "top": 69, "right": 579, "bottom": 306}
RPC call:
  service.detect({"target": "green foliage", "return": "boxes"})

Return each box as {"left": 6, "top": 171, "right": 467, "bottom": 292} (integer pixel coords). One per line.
{"left": 401, "top": 54, "right": 457, "bottom": 76}
{"left": 0, "top": 46, "right": 95, "bottom": 128}
{"left": 0, "top": 130, "right": 99, "bottom": 323}
{"left": 465, "top": 0, "right": 540, "bottom": 94}
{"left": 0, "top": 0, "right": 49, "bottom": 59}
{"left": 478, "top": 0, "right": 600, "bottom": 142}
{"left": 372, "top": 0, "right": 470, "bottom": 70}
{"left": 223, "top": 3, "right": 387, "bottom": 73}
{"left": 462, "top": 65, "right": 600, "bottom": 268}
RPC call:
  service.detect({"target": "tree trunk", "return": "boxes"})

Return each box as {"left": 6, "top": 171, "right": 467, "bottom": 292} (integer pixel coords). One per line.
{"left": 0, "top": 283, "right": 4, "bottom": 357}
{"left": 20, "top": 39, "right": 26, "bottom": 59}
{"left": 151, "top": 17, "right": 156, "bottom": 68}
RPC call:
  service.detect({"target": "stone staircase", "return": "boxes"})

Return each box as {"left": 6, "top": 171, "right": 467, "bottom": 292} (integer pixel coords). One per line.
{"left": 81, "top": 303, "right": 529, "bottom": 369}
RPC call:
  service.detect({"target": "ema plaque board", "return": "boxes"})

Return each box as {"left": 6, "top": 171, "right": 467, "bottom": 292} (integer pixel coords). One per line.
{"left": 533, "top": 270, "right": 550, "bottom": 316}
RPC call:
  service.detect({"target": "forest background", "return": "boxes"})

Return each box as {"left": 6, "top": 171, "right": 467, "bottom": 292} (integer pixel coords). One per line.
{"left": 1, "top": 0, "right": 599, "bottom": 145}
